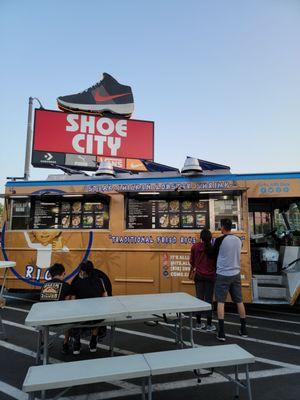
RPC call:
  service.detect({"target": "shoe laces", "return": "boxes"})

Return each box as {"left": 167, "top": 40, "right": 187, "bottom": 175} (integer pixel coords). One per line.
{"left": 81, "top": 80, "right": 102, "bottom": 94}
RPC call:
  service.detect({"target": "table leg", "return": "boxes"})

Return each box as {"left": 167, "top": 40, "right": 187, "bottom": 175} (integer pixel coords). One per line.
{"left": 234, "top": 365, "right": 240, "bottom": 399}
{"left": 179, "top": 313, "right": 183, "bottom": 348}
{"left": 41, "top": 327, "right": 49, "bottom": 400}
{"left": 147, "top": 376, "right": 152, "bottom": 400}
{"left": 0, "top": 268, "right": 8, "bottom": 297}
{"left": 43, "top": 327, "right": 49, "bottom": 365}
{"left": 189, "top": 313, "right": 194, "bottom": 347}
{"left": 245, "top": 364, "right": 252, "bottom": 400}
{"left": 141, "top": 378, "right": 146, "bottom": 400}
{"left": 36, "top": 329, "right": 42, "bottom": 364}
{"left": 109, "top": 324, "right": 115, "bottom": 356}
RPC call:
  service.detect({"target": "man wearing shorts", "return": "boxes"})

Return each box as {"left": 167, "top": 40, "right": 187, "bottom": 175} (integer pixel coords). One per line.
{"left": 214, "top": 219, "right": 248, "bottom": 341}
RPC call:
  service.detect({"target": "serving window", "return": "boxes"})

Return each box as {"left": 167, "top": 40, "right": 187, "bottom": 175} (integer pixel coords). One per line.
{"left": 9, "top": 195, "right": 109, "bottom": 230}
{"left": 126, "top": 194, "right": 242, "bottom": 230}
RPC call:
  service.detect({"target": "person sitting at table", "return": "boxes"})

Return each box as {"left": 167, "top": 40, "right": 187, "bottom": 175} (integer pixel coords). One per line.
{"left": 87, "top": 260, "right": 112, "bottom": 296}
{"left": 71, "top": 261, "right": 108, "bottom": 355}
{"left": 40, "top": 263, "right": 73, "bottom": 354}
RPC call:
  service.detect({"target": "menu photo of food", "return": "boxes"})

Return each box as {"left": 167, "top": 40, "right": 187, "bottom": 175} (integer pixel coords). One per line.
{"left": 169, "top": 200, "right": 179, "bottom": 212}
{"left": 83, "top": 203, "right": 93, "bottom": 212}
{"left": 169, "top": 213, "right": 180, "bottom": 228}
{"left": 195, "top": 200, "right": 208, "bottom": 211}
{"left": 95, "top": 202, "right": 104, "bottom": 211}
{"left": 182, "top": 200, "right": 193, "bottom": 212}
{"left": 72, "top": 201, "right": 82, "bottom": 213}
{"left": 195, "top": 213, "right": 207, "bottom": 228}
{"left": 158, "top": 201, "right": 168, "bottom": 212}
{"left": 159, "top": 214, "right": 169, "bottom": 228}
{"left": 95, "top": 213, "right": 104, "bottom": 228}
{"left": 61, "top": 215, "right": 70, "bottom": 228}
{"left": 61, "top": 202, "right": 71, "bottom": 212}
{"left": 181, "top": 214, "right": 194, "bottom": 227}
{"left": 83, "top": 215, "right": 94, "bottom": 227}
{"left": 71, "top": 215, "right": 81, "bottom": 228}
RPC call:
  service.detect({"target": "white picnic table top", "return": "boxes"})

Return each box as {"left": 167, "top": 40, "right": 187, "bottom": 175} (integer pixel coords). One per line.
{"left": 0, "top": 261, "right": 16, "bottom": 268}
{"left": 25, "top": 292, "right": 211, "bottom": 328}
{"left": 144, "top": 344, "right": 255, "bottom": 375}
{"left": 23, "top": 354, "right": 149, "bottom": 391}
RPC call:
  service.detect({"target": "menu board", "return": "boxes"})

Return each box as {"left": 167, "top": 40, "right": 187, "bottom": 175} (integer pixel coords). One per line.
{"left": 127, "top": 200, "right": 155, "bottom": 229}
{"left": 60, "top": 200, "right": 108, "bottom": 229}
{"left": 127, "top": 198, "right": 210, "bottom": 230}
{"left": 26, "top": 197, "right": 109, "bottom": 230}
{"left": 33, "top": 201, "right": 60, "bottom": 229}
{"left": 11, "top": 200, "right": 30, "bottom": 229}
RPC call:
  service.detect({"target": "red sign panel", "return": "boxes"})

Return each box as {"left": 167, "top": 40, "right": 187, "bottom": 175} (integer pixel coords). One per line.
{"left": 33, "top": 109, "right": 154, "bottom": 160}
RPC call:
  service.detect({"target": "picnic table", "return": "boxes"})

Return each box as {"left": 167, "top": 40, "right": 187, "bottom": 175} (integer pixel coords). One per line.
{"left": 25, "top": 292, "right": 211, "bottom": 364}
{"left": 0, "top": 261, "right": 16, "bottom": 296}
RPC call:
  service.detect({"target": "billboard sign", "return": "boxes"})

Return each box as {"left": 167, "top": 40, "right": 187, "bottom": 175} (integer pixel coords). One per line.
{"left": 32, "top": 109, "right": 154, "bottom": 170}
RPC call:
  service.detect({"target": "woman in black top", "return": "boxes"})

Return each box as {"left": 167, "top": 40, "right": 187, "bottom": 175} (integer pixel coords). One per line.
{"left": 71, "top": 261, "right": 107, "bottom": 354}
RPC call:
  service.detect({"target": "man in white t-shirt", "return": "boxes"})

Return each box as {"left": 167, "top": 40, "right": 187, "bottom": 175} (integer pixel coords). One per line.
{"left": 214, "top": 219, "right": 248, "bottom": 341}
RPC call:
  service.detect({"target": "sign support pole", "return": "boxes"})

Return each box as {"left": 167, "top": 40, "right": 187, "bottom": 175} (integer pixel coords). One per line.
{"left": 24, "top": 97, "right": 34, "bottom": 181}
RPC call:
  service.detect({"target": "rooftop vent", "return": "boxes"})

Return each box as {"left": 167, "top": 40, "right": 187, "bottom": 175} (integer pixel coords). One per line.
{"left": 181, "top": 157, "right": 203, "bottom": 175}
{"left": 94, "top": 161, "right": 115, "bottom": 177}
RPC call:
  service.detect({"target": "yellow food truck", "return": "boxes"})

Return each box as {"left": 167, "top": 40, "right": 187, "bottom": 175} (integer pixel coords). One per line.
{"left": 1, "top": 160, "right": 300, "bottom": 305}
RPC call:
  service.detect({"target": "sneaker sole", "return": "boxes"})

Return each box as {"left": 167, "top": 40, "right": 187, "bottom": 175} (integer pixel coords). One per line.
{"left": 89, "top": 348, "right": 97, "bottom": 353}
{"left": 73, "top": 350, "right": 80, "bottom": 355}
{"left": 57, "top": 99, "right": 134, "bottom": 115}
{"left": 216, "top": 336, "right": 226, "bottom": 341}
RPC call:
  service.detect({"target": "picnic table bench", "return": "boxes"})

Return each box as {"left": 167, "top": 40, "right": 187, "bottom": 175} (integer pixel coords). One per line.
{"left": 23, "top": 344, "right": 255, "bottom": 400}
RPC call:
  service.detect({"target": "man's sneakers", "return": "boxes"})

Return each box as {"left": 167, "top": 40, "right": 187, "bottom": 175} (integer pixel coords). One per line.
{"left": 73, "top": 340, "right": 81, "bottom": 355}
{"left": 195, "top": 322, "right": 206, "bottom": 331}
{"left": 57, "top": 73, "right": 134, "bottom": 117}
{"left": 89, "top": 335, "right": 98, "bottom": 353}
{"left": 195, "top": 322, "right": 216, "bottom": 332}
{"left": 238, "top": 327, "right": 249, "bottom": 338}
{"left": 206, "top": 324, "right": 217, "bottom": 332}
{"left": 217, "top": 331, "right": 226, "bottom": 341}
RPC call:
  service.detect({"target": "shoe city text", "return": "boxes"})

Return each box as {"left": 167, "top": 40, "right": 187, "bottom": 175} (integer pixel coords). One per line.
{"left": 66, "top": 114, "right": 127, "bottom": 156}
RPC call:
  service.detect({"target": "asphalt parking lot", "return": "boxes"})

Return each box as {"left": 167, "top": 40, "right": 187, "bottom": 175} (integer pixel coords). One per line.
{"left": 0, "top": 293, "right": 299, "bottom": 400}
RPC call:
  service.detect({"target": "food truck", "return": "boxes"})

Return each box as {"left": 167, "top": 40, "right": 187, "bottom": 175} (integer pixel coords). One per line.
{"left": 1, "top": 159, "right": 300, "bottom": 305}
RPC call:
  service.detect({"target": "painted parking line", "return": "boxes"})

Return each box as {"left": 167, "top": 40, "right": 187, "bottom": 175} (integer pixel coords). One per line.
{"left": 0, "top": 380, "right": 28, "bottom": 400}
{"left": 4, "top": 295, "right": 37, "bottom": 303}
{"left": 226, "top": 312, "right": 300, "bottom": 325}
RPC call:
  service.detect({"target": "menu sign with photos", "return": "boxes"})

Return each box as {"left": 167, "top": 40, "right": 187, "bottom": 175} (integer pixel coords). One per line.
{"left": 61, "top": 200, "right": 109, "bottom": 229}
{"left": 26, "top": 196, "right": 109, "bottom": 230}
{"left": 127, "top": 198, "right": 210, "bottom": 230}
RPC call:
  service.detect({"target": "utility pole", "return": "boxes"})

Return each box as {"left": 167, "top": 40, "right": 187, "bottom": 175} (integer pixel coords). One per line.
{"left": 24, "top": 97, "right": 34, "bottom": 180}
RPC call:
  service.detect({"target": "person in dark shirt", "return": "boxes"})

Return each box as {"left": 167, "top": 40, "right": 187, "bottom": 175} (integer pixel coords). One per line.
{"left": 40, "top": 263, "right": 73, "bottom": 354}
{"left": 190, "top": 228, "right": 216, "bottom": 331}
{"left": 71, "top": 261, "right": 107, "bottom": 354}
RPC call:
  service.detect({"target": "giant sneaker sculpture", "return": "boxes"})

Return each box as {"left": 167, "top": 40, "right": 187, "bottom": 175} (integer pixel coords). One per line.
{"left": 57, "top": 73, "right": 134, "bottom": 117}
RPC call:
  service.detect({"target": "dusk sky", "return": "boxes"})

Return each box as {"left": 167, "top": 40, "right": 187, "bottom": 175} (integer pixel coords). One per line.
{"left": 1, "top": 0, "right": 299, "bottom": 191}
